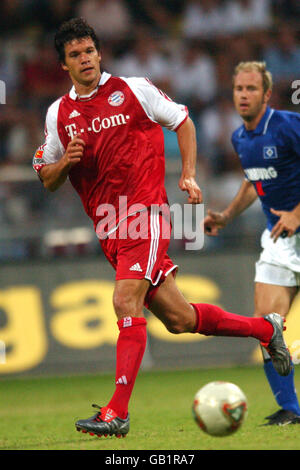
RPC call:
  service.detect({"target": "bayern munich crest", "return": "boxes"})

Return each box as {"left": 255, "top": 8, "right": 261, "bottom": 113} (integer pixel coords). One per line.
{"left": 108, "top": 91, "right": 125, "bottom": 106}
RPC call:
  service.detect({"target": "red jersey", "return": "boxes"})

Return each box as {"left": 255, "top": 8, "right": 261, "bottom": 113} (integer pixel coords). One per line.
{"left": 33, "top": 72, "right": 188, "bottom": 235}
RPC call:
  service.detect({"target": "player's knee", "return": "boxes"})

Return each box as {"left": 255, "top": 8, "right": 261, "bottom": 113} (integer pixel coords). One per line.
{"left": 113, "top": 292, "right": 131, "bottom": 316}
{"left": 113, "top": 290, "right": 143, "bottom": 317}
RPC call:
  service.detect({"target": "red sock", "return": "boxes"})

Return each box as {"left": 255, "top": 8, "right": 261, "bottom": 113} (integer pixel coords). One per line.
{"left": 107, "top": 316, "right": 147, "bottom": 419}
{"left": 191, "top": 303, "right": 273, "bottom": 343}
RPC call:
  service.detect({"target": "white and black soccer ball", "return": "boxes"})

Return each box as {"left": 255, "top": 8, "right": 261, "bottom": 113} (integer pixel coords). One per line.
{"left": 192, "top": 381, "right": 248, "bottom": 437}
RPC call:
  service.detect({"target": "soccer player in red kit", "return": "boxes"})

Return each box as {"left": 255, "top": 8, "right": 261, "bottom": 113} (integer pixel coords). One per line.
{"left": 33, "top": 18, "right": 291, "bottom": 437}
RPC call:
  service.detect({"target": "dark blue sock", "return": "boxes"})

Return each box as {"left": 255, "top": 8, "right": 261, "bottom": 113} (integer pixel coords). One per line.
{"left": 263, "top": 358, "right": 300, "bottom": 415}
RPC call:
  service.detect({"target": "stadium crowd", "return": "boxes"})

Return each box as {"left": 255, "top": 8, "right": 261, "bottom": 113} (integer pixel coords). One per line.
{"left": 0, "top": 0, "right": 299, "bottom": 259}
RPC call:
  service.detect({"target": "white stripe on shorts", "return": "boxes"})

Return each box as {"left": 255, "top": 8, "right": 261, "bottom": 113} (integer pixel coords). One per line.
{"left": 145, "top": 205, "right": 160, "bottom": 282}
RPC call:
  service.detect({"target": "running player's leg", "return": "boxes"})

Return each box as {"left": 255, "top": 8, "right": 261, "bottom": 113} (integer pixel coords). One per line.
{"left": 106, "top": 278, "right": 149, "bottom": 418}
{"left": 149, "top": 272, "right": 274, "bottom": 343}
{"left": 75, "top": 277, "right": 149, "bottom": 437}
{"left": 98, "top": 208, "right": 172, "bottom": 426}
{"left": 254, "top": 281, "right": 300, "bottom": 424}
{"left": 77, "top": 208, "right": 174, "bottom": 436}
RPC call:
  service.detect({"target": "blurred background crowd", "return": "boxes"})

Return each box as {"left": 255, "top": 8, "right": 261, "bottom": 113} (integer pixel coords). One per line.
{"left": 0, "top": 0, "right": 299, "bottom": 260}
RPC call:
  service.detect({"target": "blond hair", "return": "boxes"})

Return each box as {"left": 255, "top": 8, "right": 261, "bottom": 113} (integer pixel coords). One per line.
{"left": 233, "top": 61, "right": 273, "bottom": 94}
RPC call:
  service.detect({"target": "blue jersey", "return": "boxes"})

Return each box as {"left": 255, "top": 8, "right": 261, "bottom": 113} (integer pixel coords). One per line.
{"left": 231, "top": 106, "right": 300, "bottom": 232}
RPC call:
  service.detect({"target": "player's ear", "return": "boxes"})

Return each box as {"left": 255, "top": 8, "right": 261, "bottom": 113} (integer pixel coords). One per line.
{"left": 61, "top": 62, "right": 69, "bottom": 72}
{"left": 263, "top": 88, "right": 272, "bottom": 104}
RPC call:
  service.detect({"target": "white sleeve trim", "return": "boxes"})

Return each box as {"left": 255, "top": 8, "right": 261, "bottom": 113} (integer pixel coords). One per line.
{"left": 33, "top": 98, "right": 65, "bottom": 174}
{"left": 41, "top": 98, "right": 65, "bottom": 163}
{"left": 121, "top": 76, "right": 188, "bottom": 131}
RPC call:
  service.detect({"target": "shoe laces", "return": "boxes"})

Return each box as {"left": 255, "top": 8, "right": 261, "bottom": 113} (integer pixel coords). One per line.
{"left": 91, "top": 404, "right": 103, "bottom": 422}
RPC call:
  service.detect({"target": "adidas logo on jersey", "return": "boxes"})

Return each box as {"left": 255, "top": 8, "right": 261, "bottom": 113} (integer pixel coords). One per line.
{"left": 69, "top": 109, "right": 81, "bottom": 119}
{"left": 129, "top": 263, "right": 142, "bottom": 272}
{"left": 116, "top": 375, "right": 128, "bottom": 385}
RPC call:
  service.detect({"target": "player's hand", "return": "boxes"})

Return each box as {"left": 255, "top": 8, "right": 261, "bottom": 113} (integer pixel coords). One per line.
{"left": 178, "top": 176, "right": 202, "bottom": 204}
{"left": 63, "top": 136, "right": 85, "bottom": 168}
{"left": 203, "top": 209, "right": 228, "bottom": 236}
{"left": 270, "top": 208, "right": 300, "bottom": 242}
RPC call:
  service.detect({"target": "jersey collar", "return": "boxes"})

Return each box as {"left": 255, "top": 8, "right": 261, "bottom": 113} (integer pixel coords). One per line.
{"left": 242, "top": 106, "right": 274, "bottom": 136}
{"left": 69, "top": 71, "right": 111, "bottom": 101}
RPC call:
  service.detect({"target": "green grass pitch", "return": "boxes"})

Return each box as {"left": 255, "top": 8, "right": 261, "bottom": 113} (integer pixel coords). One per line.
{"left": 0, "top": 366, "right": 300, "bottom": 450}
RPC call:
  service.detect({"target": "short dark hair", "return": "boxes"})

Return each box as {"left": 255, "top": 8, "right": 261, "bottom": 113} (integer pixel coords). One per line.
{"left": 54, "top": 18, "right": 100, "bottom": 63}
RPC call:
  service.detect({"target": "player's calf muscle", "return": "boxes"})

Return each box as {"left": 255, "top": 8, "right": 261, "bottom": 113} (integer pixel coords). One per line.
{"left": 149, "top": 275, "right": 196, "bottom": 334}
{"left": 162, "top": 314, "right": 194, "bottom": 334}
{"left": 150, "top": 301, "right": 196, "bottom": 334}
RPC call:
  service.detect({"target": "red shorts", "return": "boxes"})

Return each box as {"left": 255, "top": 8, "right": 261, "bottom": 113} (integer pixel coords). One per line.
{"left": 99, "top": 206, "right": 177, "bottom": 308}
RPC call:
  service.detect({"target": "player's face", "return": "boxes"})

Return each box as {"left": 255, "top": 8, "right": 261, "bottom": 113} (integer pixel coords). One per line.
{"left": 233, "top": 71, "right": 271, "bottom": 125}
{"left": 62, "top": 37, "right": 101, "bottom": 88}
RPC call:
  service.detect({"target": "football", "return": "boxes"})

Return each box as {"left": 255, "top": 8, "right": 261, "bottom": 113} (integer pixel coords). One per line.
{"left": 192, "top": 381, "right": 248, "bottom": 436}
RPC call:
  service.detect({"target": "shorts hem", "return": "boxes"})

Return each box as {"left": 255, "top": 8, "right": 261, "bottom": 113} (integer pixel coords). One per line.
{"left": 116, "top": 264, "right": 178, "bottom": 286}
{"left": 255, "top": 259, "right": 300, "bottom": 287}
{"left": 254, "top": 276, "right": 298, "bottom": 287}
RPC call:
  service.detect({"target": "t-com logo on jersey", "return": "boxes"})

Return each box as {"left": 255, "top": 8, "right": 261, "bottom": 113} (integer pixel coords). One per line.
{"left": 65, "top": 113, "right": 130, "bottom": 139}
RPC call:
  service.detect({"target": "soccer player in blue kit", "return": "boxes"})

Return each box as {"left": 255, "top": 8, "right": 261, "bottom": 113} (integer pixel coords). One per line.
{"left": 204, "top": 61, "right": 300, "bottom": 426}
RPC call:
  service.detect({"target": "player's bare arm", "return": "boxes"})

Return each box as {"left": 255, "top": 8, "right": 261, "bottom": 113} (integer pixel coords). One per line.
{"left": 40, "top": 136, "right": 85, "bottom": 192}
{"left": 176, "top": 117, "right": 202, "bottom": 204}
{"left": 270, "top": 203, "right": 300, "bottom": 242}
{"left": 204, "top": 179, "right": 257, "bottom": 236}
